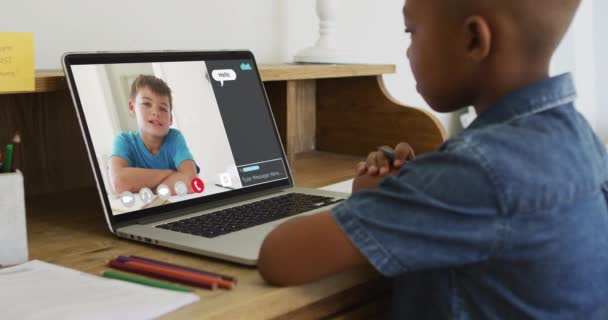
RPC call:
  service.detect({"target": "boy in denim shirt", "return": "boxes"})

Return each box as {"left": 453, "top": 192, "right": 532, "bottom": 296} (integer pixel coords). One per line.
{"left": 259, "top": 0, "right": 608, "bottom": 318}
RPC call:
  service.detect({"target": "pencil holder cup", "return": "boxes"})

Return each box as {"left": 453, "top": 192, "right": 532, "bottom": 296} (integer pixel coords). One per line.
{"left": 0, "top": 170, "right": 28, "bottom": 266}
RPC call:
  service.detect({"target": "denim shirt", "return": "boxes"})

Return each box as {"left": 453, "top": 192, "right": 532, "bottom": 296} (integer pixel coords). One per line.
{"left": 332, "top": 74, "right": 608, "bottom": 319}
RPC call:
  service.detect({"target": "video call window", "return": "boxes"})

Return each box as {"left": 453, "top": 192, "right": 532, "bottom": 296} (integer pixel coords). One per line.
{"left": 71, "top": 60, "right": 288, "bottom": 216}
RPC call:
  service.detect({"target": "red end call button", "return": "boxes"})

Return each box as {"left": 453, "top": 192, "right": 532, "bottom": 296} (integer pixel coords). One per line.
{"left": 191, "top": 178, "right": 205, "bottom": 193}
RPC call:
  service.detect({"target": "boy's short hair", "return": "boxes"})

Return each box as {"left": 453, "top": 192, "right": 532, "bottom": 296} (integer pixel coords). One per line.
{"left": 130, "top": 75, "right": 173, "bottom": 109}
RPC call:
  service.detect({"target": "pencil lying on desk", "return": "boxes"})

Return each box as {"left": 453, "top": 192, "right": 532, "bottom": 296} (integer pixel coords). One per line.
{"left": 102, "top": 271, "right": 194, "bottom": 292}
{"left": 110, "top": 257, "right": 235, "bottom": 289}
{"left": 108, "top": 259, "right": 219, "bottom": 290}
{"left": 129, "top": 255, "right": 237, "bottom": 284}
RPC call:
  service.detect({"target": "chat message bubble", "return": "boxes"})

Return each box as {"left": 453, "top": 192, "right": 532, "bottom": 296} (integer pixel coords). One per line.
{"left": 211, "top": 69, "right": 237, "bottom": 87}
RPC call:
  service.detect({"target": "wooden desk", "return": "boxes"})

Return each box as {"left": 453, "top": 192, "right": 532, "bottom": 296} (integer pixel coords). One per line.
{"left": 2, "top": 64, "right": 446, "bottom": 319}
{"left": 27, "top": 174, "right": 390, "bottom": 320}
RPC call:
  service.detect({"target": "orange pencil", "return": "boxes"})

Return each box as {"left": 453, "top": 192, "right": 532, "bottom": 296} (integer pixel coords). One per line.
{"left": 121, "top": 259, "right": 234, "bottom": 289}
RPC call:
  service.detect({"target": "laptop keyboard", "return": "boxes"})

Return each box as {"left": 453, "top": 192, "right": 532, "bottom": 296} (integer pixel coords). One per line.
{"left": 156, "top": 193, "right": 343, "bottom": 238}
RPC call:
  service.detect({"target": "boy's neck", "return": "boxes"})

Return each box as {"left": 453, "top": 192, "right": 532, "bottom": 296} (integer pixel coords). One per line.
{"left": 473, "top": 59, "right": 550, "bottom": 115}
{"left": 140, "top": 132, "right": 164, "bottom": 155}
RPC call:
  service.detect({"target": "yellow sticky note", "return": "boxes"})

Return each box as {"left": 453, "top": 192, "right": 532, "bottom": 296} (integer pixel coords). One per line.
{"left": 0, "top": 32, "right": 35, "bottom": 93}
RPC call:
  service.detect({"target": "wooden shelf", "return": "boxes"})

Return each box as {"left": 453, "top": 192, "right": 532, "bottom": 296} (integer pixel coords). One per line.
{"left": 260, "top": 64, "right": 395, "bottom": 82}
{"left": 0, "top": 70, "right": 67, "bottom": 94}
{"left": 3, "top": 64, "right": 395, "bottom": 94}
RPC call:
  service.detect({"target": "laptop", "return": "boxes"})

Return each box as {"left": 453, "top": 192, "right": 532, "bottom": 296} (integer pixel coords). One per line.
{"left": 62, "top": 51, "right": 348, "bottom": 265}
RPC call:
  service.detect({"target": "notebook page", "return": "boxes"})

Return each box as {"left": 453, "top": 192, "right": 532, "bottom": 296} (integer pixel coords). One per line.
{"left": 0, "top": 260, "right": 199, "bottom": 320}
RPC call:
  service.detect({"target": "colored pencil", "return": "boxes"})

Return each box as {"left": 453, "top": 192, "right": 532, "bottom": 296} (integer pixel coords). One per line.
{"left": 112, "top": 258, "right": 234, "bottom": 289}
{"left": 124, "top": 259, "right": 234, "bottom": 289}
{"left": 128, "top": 255, "right": 237, "bottom": 283}
{"left": 102, "top": 271, "right": 193, "bottom": 292}
{"left": 108, "top": 259, "right": 218, "bottom": 290}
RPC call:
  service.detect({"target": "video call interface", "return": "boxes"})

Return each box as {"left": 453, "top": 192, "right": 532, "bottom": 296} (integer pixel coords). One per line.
{"left": 71, "top": 58, "right": 288, "bottom": 216}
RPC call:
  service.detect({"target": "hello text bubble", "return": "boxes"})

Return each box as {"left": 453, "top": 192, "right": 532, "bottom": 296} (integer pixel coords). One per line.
{"left": 211, "top": 69, "right": 237, "bottom": 86}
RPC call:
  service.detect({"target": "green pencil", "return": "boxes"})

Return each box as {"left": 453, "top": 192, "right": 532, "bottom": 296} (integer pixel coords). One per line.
{"left": 3, "top": 144, "right": 13, "bottom": 173}
{"left": 102, "top": 271, "right": 193, "bottom": 292}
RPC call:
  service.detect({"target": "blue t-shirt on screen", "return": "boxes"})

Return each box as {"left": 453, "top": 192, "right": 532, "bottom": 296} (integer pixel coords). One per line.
{"left": 112, "top": 128, "right": 199, "bottom": 173}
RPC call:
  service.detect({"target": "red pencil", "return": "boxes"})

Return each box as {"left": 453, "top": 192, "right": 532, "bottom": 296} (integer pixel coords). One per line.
{"left": 108, "top": 259, "right": 218, "bottom": 290}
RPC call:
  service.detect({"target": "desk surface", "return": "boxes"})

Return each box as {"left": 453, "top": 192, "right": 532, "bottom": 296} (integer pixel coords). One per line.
{"left": 5, "top": 64, "right": 396, "bottom": 94}
{"left": 26, "top": 151, "right": 391, "bottom": 320}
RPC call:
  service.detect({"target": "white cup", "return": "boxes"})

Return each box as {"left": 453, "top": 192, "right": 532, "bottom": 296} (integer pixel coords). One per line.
{"left": 0, "top": 170, "right": 28, "bottom": 266}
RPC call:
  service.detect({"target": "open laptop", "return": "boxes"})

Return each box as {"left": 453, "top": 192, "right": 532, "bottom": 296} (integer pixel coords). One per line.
{"left": 63, "top": 51, "right": 349, "bottom": 265}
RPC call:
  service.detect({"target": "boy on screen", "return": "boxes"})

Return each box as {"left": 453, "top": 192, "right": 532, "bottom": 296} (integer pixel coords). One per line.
{"left": 109, "top": 75, "right": 199, "bottom": 195}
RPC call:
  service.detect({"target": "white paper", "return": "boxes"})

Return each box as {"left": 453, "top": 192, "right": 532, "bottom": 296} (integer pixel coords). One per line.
{"left": 0, "top": 260, "right": 199, "bottom": 320}
{"left": 319, "top": 179, "right": 353, "bottom": 194}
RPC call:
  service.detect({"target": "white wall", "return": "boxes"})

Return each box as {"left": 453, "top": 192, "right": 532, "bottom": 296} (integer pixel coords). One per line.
{"left": 71, "top": 65, "right": 117, "bottom": 195}
{"left": 2, "top": 0, "right": 285, "bottom": 67}
{"left": 551, "top": 0, "right": 597, "bottom": 131}
{"left": 594, "top": 0, "right": 608, "bottom": 140}
{"left": 105, "top": 63, "right": 155, "bottom": 133}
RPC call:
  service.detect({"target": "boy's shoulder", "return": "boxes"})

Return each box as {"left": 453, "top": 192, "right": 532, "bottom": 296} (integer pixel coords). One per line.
{"left": 114, "top": 130, "right": 139, "bottom": 144}
{"left": 164, "top": 128, "right": 184, "bottom": 142}
{"left": 450, "top": 108, "right": 608, "bottom": 211}
{"left": 167, "top": 128, "right": 181, "bottom": 136}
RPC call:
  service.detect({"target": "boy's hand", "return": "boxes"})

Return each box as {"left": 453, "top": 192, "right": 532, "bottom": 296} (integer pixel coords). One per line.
{"left": 352, "top": 173, "right": 385, "bottom": 193}
{"left": 355, "top": 142, "right": 415, "bottom": 177}
{"left": 160, "top": 160, "right": 198, "bottom": 195}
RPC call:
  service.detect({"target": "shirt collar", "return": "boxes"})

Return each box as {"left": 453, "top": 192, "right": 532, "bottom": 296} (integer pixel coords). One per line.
{"left": 468, "top": 73, "right": 577, "bottom": 130}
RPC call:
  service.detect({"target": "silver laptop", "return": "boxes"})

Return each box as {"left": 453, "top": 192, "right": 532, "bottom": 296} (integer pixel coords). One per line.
{"left": 62, "top": 51, "right": 348, "bottom": 265}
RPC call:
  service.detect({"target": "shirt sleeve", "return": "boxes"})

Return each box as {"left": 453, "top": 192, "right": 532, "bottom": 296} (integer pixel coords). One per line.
{"left": 170, "top": 129, "right": 200, "bottom": 173}
{"left": 331, "top": 140, "right": 502, "bottom": 277}
{"left": 111, "top": 132, "right": 133, "bottom": 166}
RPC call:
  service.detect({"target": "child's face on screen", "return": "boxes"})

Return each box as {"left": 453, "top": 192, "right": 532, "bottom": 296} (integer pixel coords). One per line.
{"left": 129, "top": 86, "right": 172, "bottom": 138}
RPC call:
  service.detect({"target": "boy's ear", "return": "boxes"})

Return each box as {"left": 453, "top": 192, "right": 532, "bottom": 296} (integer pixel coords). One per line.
{"left": 128, "top": 100, "right": 135, "bottom": 116}
{"left": 464, "top": 15, "right": 492, "bottom": 61}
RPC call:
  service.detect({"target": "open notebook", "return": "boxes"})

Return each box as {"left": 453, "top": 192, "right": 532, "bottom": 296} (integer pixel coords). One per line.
{"left": 0, "top": 260, "right": 199, "bottom": 320}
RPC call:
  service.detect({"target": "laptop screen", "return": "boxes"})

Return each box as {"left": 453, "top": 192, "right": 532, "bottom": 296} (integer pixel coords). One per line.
{"left": 64, "top": 52, "right": 291, "bottom": 222}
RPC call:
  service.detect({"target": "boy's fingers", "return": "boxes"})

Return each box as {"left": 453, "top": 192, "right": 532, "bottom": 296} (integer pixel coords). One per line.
{"left": 356, "top": 162, "right": 367, "bottom": 176}
{"left": 393, "top": 142, "right": 415, "bottom": 167}
{"left": 365, "top": 152, "right": 379, "bottom": 175}
{"left": 376, "top": 145, "right": 392, "bottom": 175}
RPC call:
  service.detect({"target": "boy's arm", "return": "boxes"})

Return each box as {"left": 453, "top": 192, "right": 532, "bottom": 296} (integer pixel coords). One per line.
{"left": 160, "top": 160, "right": 198, "bottom": 194}
{"left": 109, "top": 156, "right": 174, "bottom": 193}
{"left": 258, "top": 211, "right": 370, "bottom": 286}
